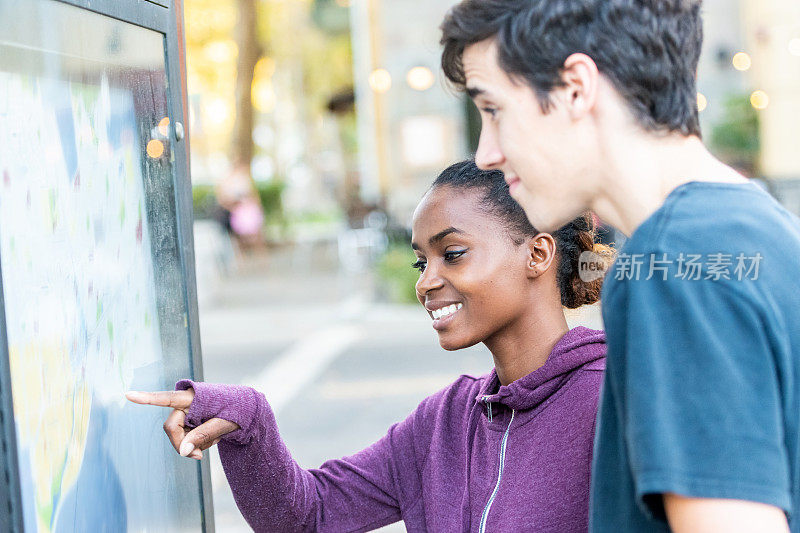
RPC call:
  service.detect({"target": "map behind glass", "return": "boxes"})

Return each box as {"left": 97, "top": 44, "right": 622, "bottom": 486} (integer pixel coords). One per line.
{"left": 0, "top": 1, "right": 206, "bottom": 531}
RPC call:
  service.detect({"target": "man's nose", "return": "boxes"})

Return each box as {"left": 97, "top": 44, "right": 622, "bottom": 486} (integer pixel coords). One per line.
{"left": 474, "top": 129, "right": 505, "bottom": 170}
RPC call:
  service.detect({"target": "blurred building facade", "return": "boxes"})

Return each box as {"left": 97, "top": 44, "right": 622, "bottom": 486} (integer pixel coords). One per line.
{"left": 696, "top": 0, "right": 749, "bottom": 134}
{"left": 741, "top": 0, "right": 800, "bottom": 214}
{"left": 741, "top": 0, "right": 800, "bottom": 179}
{"left": 352, "top": 0, "right": 800, "bottom": 222}
{"left": 350, "top": 0, "right": 468, "bottom": 225}
{"left": 183, "top": 0, "right": 800, "bottom": 227}
{"left": 700, "top": 0, "right": 799, "bottom": 168}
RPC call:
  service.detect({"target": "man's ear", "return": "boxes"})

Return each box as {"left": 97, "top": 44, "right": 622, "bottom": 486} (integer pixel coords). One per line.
{"left": 526, "top": 233, "right": 558, "bottom": 279}
{"left": 558, "top": 53, "right": 599, "bottom": 121}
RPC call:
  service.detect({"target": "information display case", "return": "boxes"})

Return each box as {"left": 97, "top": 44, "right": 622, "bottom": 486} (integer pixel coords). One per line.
{"left": 0, "top": 0, "right": 212, "bottom": 530}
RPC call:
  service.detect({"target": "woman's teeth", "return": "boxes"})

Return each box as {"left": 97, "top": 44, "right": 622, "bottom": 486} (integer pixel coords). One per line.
{"left": 432, "top": 303, "right": 463, "bottom": 320}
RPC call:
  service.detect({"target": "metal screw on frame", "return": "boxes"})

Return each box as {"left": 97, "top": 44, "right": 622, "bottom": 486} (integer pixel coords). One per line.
{"left": 174, "top": 121, "right": 185, "bottom": 142}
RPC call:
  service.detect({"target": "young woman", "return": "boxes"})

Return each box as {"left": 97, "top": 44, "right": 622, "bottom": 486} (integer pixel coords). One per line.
{"left": 128, "top": 160, "right": 610, "bottom": 532}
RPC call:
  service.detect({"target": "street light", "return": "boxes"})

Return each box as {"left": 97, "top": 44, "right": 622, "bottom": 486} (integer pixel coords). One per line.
{"left": 696, "top": 92, "right": 708, "bottom": 112}
{"left": 406, "top": 66, "right": 434, "bottom": 91}
{"left": 369, "top": 68, "right": 392, "bottom": 94}
{"left": 732, "top": 52, "right": 751, "bottom": 71}
{"left": 750, "top": 90, "right": 769, "bottom": 110}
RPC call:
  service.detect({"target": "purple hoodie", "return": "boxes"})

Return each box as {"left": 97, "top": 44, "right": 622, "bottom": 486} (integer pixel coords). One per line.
{"left": 177, "top": 326, "right": 606, "bottom": 532}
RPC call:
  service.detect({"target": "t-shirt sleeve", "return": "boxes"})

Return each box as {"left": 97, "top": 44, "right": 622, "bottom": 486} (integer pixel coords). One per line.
{"left": 619, "top": 273, "right": 791, "bottom": 519}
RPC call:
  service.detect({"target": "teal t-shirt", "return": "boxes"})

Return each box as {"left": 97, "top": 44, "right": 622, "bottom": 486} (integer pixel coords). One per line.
{"left": 591, "top": 181, "right": 800, "bottom": 531}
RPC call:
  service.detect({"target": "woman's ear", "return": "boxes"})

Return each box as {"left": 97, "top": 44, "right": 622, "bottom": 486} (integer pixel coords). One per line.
{"left": 526, "top": 233, "right": 558, "bottom": 279}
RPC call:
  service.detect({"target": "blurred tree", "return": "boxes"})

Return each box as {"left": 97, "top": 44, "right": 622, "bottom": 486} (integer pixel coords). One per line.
{"left": 710, "top": 94, "right": 761, "bottom": 177}
{"left": 184, "top": 0, "right": 238, "bottom": 164}
{"left": 232, "top": 0, "right": 261, "bottom": 167}
{"left": 185, "top": 0, "right": 354, "bottom": 219}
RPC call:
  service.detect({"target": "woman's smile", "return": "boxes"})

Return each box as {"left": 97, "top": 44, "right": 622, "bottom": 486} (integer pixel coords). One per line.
{"left": 427, "top": 302, "right": 464, "bottom": 330}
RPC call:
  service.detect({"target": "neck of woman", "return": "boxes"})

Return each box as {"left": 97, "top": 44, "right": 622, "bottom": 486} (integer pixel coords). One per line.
{"left": 485, "top": 309, "right": 570, "bottom": 387}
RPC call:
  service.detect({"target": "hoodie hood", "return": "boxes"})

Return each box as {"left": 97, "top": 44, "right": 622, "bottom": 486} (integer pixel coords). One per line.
{"left": 474, "top": 326, "right": 606, "bottom": 412}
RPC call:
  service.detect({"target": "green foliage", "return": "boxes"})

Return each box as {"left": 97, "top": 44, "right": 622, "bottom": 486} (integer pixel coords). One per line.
{"left": 710, "top": 94, "right": 761, "bottom": 175}
{"left": 311, "top": 0, "right": 350, "bottom": 35}
{"left": 185, "top": 0, "right": 355, "bottom": 163}
{"left": 192, "top": 181, "right": 286, "bottom": 224}
{"left": 254, "top": 180, "right": 286, "bottom": 225}
{"left": 192, "top": 184, "right": 217, "bottom": 219}
{"left": 287, "top": 208, "right": 344, "bottom": 226}
{"left": 337, "top": 112, "right": 358, "bottom": 154}
{"left": 259, "top": 0, "right": 354, "bottom": 114}
{"left": 376, "top": 244, "right": 420, "bottom": 305}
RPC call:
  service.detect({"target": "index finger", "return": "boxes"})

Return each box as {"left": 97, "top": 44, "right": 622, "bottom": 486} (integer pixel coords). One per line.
{"left": 126, "top": 390, "right": 194, "bottom": 410}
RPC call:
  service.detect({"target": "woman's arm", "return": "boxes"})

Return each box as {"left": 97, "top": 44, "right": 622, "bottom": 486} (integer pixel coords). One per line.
{"left": 128, "top": 381, "right": 419, "bottom": 533}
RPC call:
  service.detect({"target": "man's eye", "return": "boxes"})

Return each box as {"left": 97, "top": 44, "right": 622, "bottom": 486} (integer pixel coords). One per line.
{"left": 444, "top": 250, "right": 467, "bottom": 261}
{"left": 411, "top": 260, "right": 426, "bottom": 272}
{"left": 481, "top": 107, "right": 497, "bottom": 117}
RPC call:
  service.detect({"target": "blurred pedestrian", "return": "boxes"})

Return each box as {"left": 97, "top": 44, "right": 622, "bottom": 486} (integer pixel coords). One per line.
{"left": 440, "top": 1, "right": 800, "bottom": 532}
{"left": 215, "top": 160, "right": 265, "bottom": 253}
{"left": 128, "top": 161, "right": 612, "bottom": 532}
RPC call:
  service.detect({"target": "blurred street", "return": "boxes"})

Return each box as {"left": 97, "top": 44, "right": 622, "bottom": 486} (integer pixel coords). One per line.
{"left": 197, "top": 242, "right": 602, "bottom": 532}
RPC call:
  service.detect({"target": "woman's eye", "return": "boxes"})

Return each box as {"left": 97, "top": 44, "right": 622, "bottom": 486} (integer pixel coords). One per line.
{"left": 444, "top": 250, "right": 467, "bottom": 262}
{"left": 411, "top": 260, "right": 426, "bottom": 272}
{"left": 482, "top": 107, "right": 497, "bottom": 118}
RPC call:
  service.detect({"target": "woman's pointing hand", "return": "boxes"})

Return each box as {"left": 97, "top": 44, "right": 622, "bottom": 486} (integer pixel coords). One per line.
{"left": 126, "top": 389, "right": 240, "bottom": 460}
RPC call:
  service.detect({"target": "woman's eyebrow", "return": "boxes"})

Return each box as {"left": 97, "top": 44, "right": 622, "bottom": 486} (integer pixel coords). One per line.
{"left": 411, "top": 227, "right": 466, "bottom": 250}
{"left": 429, "top": 227, "right": 465, "bottom": 245}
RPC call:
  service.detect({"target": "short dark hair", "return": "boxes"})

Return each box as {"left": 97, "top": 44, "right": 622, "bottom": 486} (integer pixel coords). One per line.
{"left": 432, "top": 160, "right": 612, "bottom": 309}
{"left": 440, "top": 0, "right": 703, "bottom": 137}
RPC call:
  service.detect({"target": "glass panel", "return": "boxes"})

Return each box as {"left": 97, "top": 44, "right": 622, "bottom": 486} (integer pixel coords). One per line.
{"left": 0, "top": 1, "right": 204, "bottom": 531}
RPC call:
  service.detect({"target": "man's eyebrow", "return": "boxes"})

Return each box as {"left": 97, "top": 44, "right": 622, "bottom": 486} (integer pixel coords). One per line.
{"left": 466, "top": 86, "right": 484, "bottom": 99}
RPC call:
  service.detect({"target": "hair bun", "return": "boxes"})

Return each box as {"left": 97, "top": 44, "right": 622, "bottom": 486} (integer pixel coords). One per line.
{"left": 554, "top": 214, "right": 615, "bottom": 309}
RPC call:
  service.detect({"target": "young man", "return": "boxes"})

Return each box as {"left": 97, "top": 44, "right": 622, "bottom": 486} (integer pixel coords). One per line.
{"left": 440, "top": 1, "right": 800, "bottom": 532}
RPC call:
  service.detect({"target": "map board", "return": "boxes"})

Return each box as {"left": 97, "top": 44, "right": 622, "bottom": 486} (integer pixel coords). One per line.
{"left": 0, "top": 1, "right": 209, "bottom": 531}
